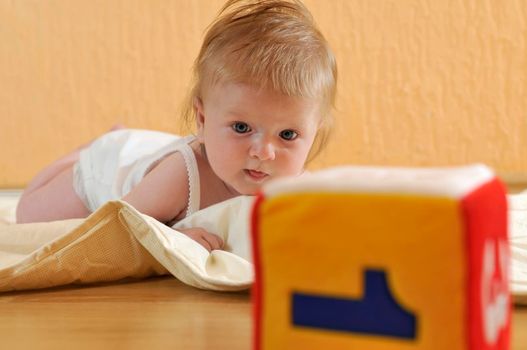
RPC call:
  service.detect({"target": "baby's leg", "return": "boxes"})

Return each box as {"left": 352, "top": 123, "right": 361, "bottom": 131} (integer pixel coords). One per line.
{"left": 23, "top": 124, "right": 125, "bottom": 194}
{"left": 16, "top": 165, "right": 90, "bottom": 223}
{"left": 16, "top": 124, "right": 125, "bottom": 223}
{"left": 22, "top": 147, "right": 83, "bottom": 195}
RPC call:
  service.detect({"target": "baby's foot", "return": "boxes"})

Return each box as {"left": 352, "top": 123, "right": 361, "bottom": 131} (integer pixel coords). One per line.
{"left": 109, "top": 123, "right": 126, "bottom": 132}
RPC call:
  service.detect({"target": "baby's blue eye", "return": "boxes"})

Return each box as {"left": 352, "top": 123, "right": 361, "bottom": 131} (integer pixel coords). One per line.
{"left": 279, "top": 129, "right": 298, "bottom": 141}
{"left": 232, "top": 122, "right": 251, "bottom": 134}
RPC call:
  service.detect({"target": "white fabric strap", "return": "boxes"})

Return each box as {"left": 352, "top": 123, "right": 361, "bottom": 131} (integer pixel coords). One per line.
{"left": 179, "top": 143, "right": 200, "bottom": 217}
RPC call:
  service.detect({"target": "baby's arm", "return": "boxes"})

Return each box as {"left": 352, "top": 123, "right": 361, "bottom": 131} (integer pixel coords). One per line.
{"left": 122, "top": 152, "right": 223, "bottom": 251}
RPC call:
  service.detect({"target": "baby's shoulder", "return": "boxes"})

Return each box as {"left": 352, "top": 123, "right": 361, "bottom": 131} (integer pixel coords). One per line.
{"left": 144, "top": 149, "right": 187, "bottom": 177}
{"left": 122, "top": 150, "right": 192, "bottom": 223}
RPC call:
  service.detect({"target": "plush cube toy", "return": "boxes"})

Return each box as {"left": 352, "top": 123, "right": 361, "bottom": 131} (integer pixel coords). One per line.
{"left": 251, "top": 165, "right": 510, "bottom": 350}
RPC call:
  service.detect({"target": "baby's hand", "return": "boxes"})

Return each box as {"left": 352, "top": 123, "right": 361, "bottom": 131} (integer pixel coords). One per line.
{"left": 178, "top": 227, "right": 224, "bottom": 252}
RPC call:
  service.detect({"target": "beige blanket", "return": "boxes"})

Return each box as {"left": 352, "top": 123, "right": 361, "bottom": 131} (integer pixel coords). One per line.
{"left": 0, "top": 196, "right": 254, "bottom": 292}
{"left": 509, "top": 191, "right": 527, "bottom": 304}
{"left": 0, "top": 190, "right": 526, "bottom": 301}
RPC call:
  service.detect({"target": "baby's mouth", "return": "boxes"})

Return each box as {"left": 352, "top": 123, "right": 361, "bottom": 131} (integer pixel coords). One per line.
{"left": 244, "top": 169, "right": 269, "bottom": 181}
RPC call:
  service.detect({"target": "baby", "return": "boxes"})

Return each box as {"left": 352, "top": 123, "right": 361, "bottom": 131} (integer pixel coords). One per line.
{"left": 16, "top": 0, "right": 337, "bottom": 251}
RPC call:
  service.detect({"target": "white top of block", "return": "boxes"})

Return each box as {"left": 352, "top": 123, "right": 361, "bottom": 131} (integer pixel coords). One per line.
{"left": 263, "top": 164, "right": 495, "bottom": 199}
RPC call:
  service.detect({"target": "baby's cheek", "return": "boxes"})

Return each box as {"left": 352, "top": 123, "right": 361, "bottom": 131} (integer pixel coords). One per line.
{"left": 282, "top": 156, "right": 305, "bottom": 176}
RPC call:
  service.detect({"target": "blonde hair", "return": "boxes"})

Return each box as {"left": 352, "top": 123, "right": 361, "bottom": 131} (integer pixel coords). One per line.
{"left": 182, "top": 0, "right": 337, "bottom": 161}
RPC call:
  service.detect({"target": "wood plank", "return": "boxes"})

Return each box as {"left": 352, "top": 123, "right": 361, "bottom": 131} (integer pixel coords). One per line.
{"left": 0, "top": 277, "right": 251, "bottom": 349}
{"left": 513, "top": 306, "right": 527, "bottom": 350}
{"left": 1, "top": 277, "right": 526, "bottom": 349}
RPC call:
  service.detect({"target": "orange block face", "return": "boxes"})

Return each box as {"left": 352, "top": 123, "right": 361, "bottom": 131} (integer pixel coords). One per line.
{"left": 251, "top": 172, "right": 510, "bottom": 350}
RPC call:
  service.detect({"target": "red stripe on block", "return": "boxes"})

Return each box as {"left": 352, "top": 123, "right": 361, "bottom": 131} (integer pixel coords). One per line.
{"left": 461, "top": 178, "right": 510, "bottom": 350}
{"left": 251, "top": 193, "right": 265, "bottom": 350}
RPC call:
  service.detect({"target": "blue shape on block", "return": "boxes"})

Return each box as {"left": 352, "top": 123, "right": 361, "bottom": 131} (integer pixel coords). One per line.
{"left": 292, "top": 269, "right": 417, "bottom": 339}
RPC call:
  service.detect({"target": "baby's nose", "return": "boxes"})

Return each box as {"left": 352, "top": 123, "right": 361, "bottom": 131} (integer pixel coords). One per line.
{"left": 250, "top": 138, "right": 276, "bottom": 161}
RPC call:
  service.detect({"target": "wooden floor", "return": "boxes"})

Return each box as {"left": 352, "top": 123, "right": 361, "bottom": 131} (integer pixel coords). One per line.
{"left": 0, "top": 277, "right": 251, "bottom": 349}
{"left": 513, "top": 306, "right": 527, "bottom": 350}
{"left": 0, "top": 277, "right": 525, "bottom": 349}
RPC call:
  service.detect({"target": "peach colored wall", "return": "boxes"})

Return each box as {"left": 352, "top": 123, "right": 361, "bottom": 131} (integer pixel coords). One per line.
{"left": 0, "top": 0, "right": 526, "bottom": 188}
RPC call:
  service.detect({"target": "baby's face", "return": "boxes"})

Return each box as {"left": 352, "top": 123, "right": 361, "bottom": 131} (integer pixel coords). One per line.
{"left": 195, "top": 81, "right": 320, "bottom": 195}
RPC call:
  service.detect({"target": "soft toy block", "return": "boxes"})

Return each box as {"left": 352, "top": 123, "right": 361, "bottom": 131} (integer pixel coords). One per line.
{"left": 251, "top": 165, "right": 510, "bottom": 350}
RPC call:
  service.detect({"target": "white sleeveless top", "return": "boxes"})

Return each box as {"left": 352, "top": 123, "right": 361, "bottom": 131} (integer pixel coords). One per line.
{"left": 73, "top": 129, "right": 200, "bottom": 218}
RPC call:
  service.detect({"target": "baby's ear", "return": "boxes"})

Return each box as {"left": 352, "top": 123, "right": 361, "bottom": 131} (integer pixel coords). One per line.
{"left": 194, "top": 97, "right": 205, "bottom": 142}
